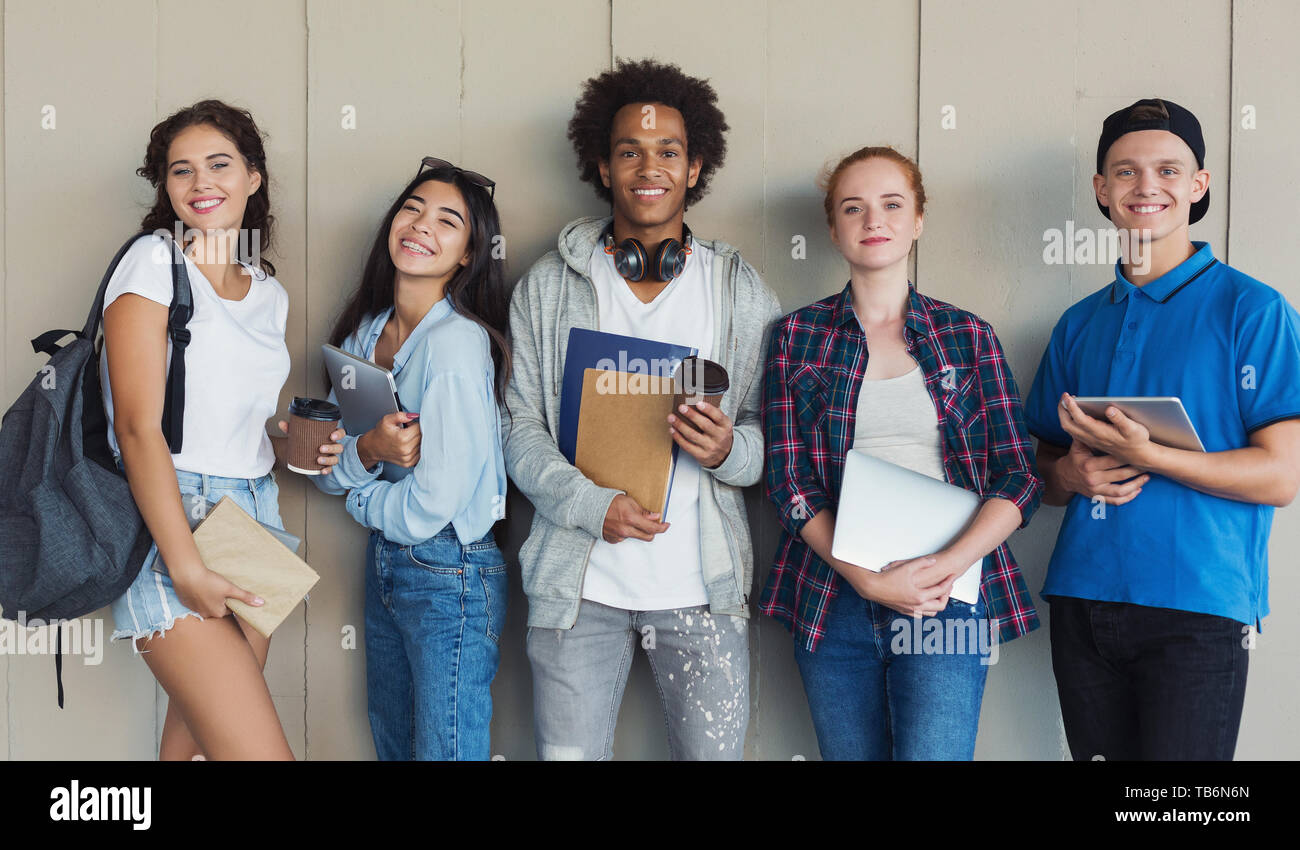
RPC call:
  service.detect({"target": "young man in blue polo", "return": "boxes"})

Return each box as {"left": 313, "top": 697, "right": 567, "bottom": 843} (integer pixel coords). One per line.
{"left": 1024, "top": 98, "right": 1300, "bottom": 760}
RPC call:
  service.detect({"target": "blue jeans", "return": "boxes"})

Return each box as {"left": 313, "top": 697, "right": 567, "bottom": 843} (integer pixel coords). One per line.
{"left": 793, "top": 583, "right": 992, "bottom": 761}
{"left": 1049, "top": 596, "right": 1250, "bottom": 760}
{"left": 364, "top": 525, "right": 508, "bottom": 761}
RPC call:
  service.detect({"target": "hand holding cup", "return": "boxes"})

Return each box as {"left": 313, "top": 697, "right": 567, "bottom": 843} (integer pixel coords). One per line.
{"left": 280, "top": 397, "right": 344, "bottom": 475}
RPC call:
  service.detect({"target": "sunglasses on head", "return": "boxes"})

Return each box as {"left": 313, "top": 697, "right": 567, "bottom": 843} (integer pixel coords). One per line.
{"left": 415, "top": 156, "right": 496, "bottom": 199}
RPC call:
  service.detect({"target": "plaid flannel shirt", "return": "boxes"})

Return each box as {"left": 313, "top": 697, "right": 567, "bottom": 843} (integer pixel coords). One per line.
{"left": 760, "top": 283, "right": 1044, "bottom": 652}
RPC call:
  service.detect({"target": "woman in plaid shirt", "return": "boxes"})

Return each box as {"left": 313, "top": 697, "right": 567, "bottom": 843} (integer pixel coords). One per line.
{"left": 760, "top": 147, "right": 1044, "bottom": 760}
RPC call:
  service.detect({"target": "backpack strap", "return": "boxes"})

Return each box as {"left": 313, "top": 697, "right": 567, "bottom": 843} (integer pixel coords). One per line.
{"left": 30, "top": 328, "right": 80, "bottom": 357}
{"left": 80, "top": 232, "right": 154, "bottom": 342}
{"left": 72, "top": 232, "right": 193, "bottom": 453}
{"left": 161, "top": 238, "right": 194, "bottom": 453}
{"left": 55, "top": 627, "right": 65, "bottom": 709}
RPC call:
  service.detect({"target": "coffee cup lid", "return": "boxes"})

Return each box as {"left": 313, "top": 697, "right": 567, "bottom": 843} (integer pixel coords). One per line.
{"left": 289, "top": 397, "right": 340, "bottom": 421}
{"left": 675, "top": 356, "right": 729, "bottom": 395}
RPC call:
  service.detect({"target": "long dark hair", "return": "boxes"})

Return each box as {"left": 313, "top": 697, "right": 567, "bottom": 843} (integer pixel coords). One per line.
{"left": 327, "top": 167, "right": 512, "bottom": 405}
{"left": 136, "top": 99, "right": 276, "bottom": 276}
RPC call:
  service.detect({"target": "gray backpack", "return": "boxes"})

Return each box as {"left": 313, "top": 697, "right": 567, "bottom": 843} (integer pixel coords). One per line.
{"left": 0, "top": 232, "right": 192, "bottom": 705}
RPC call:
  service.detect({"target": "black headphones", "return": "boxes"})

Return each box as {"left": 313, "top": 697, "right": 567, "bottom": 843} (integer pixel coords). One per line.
{"left": 602, "top": 223, "right": 694, "bottom": 282}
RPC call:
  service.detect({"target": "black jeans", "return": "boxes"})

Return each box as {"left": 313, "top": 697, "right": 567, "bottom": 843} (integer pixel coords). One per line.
{"left": 1048, "top": 596, "right": 1250, "bottom": 761}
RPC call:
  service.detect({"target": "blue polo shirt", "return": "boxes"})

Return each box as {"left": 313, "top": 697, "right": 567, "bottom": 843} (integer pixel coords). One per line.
{"left": 1024, "top": 242, "right": 1300, "bottom": 628}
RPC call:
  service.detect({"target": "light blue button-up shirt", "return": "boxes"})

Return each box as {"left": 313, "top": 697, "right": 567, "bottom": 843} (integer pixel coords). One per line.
{"left": 313, "top": 298, "right": 506, "bottom": 546}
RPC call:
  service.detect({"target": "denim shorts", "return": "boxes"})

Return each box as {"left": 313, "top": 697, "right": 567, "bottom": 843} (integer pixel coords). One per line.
{"left": 110, "top": 464, "right": 284, "bottom": 648}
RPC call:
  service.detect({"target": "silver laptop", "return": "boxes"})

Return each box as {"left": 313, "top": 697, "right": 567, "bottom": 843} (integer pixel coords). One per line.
{"left": 831, "top": 450, "right": 983, "bottom": 605}
{"left": 322, "top": 344, "right": 413, "bottom": 482}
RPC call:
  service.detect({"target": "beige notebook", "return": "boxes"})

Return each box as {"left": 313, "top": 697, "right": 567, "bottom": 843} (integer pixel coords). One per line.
{"left": 574, "top": 368, "right": 677, "bottom": 517}
{"left": 191, "top": 496, "right": 320, "bottom": 637}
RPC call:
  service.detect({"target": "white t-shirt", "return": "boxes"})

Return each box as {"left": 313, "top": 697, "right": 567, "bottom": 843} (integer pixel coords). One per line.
{"left": 581, "top": 239, "right": 714, "bottom": 611}
{"left": 99, "top": 234, "right": 290, "bottom": 478}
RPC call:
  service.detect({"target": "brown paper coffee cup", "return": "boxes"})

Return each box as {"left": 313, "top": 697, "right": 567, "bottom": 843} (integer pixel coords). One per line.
{"left": 672, "top": 356, "right": 729, "bottom": 412}
{"left": 287, "top": 397, "right": 341, "bottom": 475}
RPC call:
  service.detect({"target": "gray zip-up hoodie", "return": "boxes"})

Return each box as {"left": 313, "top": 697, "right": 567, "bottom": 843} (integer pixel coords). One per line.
{"left": 502, "top": 215, "right": 783, "bottom": 629}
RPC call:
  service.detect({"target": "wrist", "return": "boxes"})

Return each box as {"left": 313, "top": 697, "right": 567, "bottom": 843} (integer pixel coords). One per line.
{"left": 167, "top": 559, "right": 206, "bottom": 583}
{"left": 1130, "top": 440, "right": 1166, "bottom": 474}
{"left": 933, "top": 549, "right": 962, "bottom": 574}
{"left": 1056, "top": 456, "right": 1086, "bottom": 498}
{"left": 840, "top": 563, "right": 876, "bottom": 596}
{"left": 1050, "top": 469, "right": 1078, "bottom": 500}
{"left": 356, "top": 432, "right": 378, "bottom": 470}
{"left": 706, "top": 438, "right": 734, "bottom": 470}
{"left": 936, "top": 550, "right": 979, "bottom": 586}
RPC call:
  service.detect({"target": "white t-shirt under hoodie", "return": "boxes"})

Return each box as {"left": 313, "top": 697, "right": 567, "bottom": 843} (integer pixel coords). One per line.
{"left": 99, "top": 234, "right": 290, "bottom": 478}
{"left": 581, "top": 240, "right": 715, "bottom": 611}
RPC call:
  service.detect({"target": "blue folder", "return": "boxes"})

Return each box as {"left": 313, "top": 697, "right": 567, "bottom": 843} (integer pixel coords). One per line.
{"left": 559, "top": 327, "right": 697, "bottom": 463}
{"left": 559, "top": 328, "right": 696, "bottom": 519}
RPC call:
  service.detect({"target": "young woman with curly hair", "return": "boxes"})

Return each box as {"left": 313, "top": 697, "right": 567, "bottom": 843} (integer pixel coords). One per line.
{"left": 103, "top": 100, "right": 306, "bottom": 760}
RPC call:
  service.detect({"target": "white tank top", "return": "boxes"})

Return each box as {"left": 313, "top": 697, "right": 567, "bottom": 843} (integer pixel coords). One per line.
{"left": 851, "top": 364, "right": 945, "bottom": 481}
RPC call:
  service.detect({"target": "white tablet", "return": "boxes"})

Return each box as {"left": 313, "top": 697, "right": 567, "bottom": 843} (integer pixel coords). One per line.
{"left": 1071, "top": 396, "right": 1206, "bottom": 452}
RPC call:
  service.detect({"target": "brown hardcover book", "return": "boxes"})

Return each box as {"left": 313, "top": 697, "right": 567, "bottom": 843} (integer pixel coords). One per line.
{"left": 191, "top": 497, "right": 320, "bottom": 637}
{"left": 574, "top": 368, "right": 678, "bottom": 517}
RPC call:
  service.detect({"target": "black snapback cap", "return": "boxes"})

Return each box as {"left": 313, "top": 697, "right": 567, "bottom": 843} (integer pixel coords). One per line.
{"left": 1095, "top": 97, "right": 1208, "bottom": 224}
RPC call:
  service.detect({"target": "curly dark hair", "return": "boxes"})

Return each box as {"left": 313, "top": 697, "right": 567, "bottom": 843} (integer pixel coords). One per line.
{"left": 568, "top": 58, "right": 728, "bottom": 208}
{"left": 136, "top": 99, "right": 276, "bottom": 276}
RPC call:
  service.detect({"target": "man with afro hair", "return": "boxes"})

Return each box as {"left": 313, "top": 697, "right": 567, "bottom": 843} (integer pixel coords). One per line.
{"left": 504, "top": 58, "right": 781, "bottom": 760}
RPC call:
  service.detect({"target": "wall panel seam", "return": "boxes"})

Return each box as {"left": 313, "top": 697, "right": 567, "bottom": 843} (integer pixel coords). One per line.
{"left": 752, "top": 0, "right": 771, "bottom": 758}
{"left": 1069, "top": 1, "right": 1080, "bottom": 303}
{"left": 458, "top": 0, "right": 464, "bottom": 161}
{"left": 152, "top": 0, "right": 162, "bottom": 754}
{"left": 2, "top": 0, "right": 8, "bottom": 757}
{"left": 1225, "top": 0, "right": 1234, "bottom": 266}
{"left": 914, "top": 0, "right": 922, "bottom": 286}
{"left": 301, "top": 0, "right": 312, "bottom": 760}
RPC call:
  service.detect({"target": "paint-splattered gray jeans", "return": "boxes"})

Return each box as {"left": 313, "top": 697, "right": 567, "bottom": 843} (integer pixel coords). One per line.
{"left": 526, "top": 599, "right": 749, "bottom": 760}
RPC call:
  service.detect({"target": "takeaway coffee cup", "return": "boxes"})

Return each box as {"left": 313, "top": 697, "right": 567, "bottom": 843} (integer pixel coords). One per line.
{"left": 286, "top": 397, "right": 341, "bottom": 475}
{"left": 672, "top": 356, "right": 729, "bottom": 411}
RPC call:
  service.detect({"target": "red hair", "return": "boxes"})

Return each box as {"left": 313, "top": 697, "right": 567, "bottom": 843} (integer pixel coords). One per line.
{"left": 819, "top": 146, "right": 926, "bottom": 227}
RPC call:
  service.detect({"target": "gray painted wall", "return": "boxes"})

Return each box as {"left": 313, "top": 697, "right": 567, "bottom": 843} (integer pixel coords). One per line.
{"left": 2, "top": 0, "right": 1296, "bottom": 759}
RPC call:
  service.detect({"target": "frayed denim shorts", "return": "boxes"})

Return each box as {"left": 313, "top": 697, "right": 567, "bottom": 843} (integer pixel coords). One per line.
{"left": 110, "top": 464, "right": 284, "bottom": 648}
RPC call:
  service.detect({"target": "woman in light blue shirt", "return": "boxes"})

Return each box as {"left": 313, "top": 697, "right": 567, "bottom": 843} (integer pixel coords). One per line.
{"left": 312, "top": 158, "right": 512, "bottom": 761}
